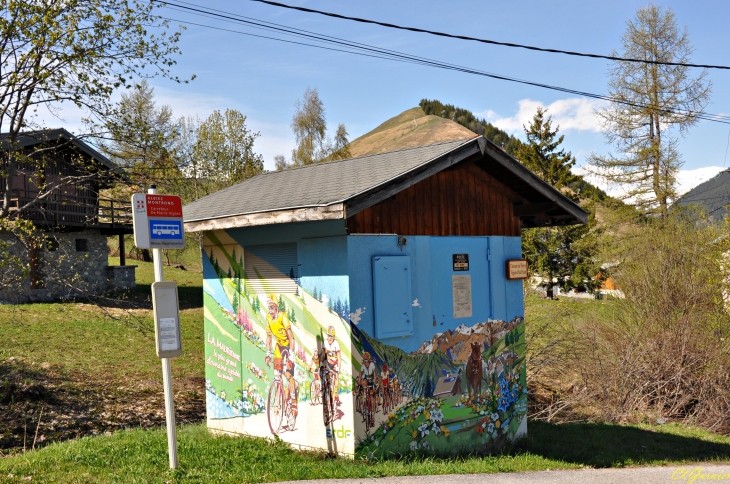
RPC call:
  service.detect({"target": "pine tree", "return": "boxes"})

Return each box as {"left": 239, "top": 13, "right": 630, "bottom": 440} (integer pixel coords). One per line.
{"left": 516, "top": 107, "right": 578, "bottom": 198}
{"left": 518, "top": 108, "right": 601, "bottom": 298}
{"left": 278, "top": 296, "right": 286, "bottom": 313}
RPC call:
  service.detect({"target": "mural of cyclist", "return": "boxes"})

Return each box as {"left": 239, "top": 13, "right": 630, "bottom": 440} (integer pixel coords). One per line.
{"left": 265, "top": 294, "right": 298, "bottom": 417}
{"left": 324, "top": 326, "right": 341, "bottom": 406}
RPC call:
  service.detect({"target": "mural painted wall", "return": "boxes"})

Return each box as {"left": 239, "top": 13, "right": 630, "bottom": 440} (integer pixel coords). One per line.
{"left": 202, "top": 227, "right": 526, "bottom": 458}
{"left": 348, "top": 235, "right": 526, "bottom": 458}
{"left": 203, "top": 229, "right": 357, "bottom": 455}
{"left": 351, "top": 316, "right": 526, "bottom": 458}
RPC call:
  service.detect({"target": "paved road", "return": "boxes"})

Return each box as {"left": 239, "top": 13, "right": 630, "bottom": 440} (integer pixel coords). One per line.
{"left": 275, "top": 464, "right": 730, "bottom": 484}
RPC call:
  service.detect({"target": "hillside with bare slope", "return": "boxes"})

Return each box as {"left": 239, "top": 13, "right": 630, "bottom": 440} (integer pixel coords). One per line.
{"left": 347, "top": 107, "right": 476, "bottom": 158}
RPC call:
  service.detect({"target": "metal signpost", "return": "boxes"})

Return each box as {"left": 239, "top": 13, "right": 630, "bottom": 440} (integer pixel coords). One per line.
{"left": 131, "top": 186, "right": 185, "bottom": 469}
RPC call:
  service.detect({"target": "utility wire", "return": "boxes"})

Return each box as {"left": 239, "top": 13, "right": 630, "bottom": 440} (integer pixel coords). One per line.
{"left": 249, "top": 0, "right": 730, "bottom": 71}
{"left": 156, "top": 1, "right": 730, "bottom": 125}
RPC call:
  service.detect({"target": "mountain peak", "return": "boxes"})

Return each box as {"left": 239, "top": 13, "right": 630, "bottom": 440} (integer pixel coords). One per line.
{"left": 347, "top": 107, "right": 476, "bottom": 159}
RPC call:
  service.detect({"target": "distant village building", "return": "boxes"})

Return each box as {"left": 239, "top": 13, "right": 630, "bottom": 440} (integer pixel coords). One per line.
{"left": 0, "top": 129, "right": 134, "bottom": 302}
{"left": 433, "top": 370, "right": 462, "bottom": 398}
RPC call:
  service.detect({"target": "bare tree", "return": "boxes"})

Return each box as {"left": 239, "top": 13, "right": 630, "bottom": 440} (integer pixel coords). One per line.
{"left": 588, "top": 5, "right": 711, "bottom": 219}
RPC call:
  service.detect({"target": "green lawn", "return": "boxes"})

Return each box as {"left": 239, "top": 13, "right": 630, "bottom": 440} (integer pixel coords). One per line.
{"left": 2, "top": 266, "right": 729, "bottom": 483}
{"left": 2, "top": 421, "right": 730, "bottom": 483}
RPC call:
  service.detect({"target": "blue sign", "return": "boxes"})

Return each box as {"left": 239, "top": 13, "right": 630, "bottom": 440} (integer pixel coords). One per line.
{"left": 149, "top": 220, "right": 183, "bottom": 240}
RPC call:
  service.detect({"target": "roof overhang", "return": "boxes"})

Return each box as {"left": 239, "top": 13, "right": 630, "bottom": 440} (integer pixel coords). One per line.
{"left": 183, "top": 136, "right": 587, "bottom": 232}
{"left": 184, "top": 203, "right": 345, "bottom": 232}
{"left": 0, "top": 128, "right": 118, "bottom": 171}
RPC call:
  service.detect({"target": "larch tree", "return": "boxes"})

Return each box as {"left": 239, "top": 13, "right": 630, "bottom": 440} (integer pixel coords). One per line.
{"left": 103, "top": 80, "right": 179, "bottom": 193}
{"left": 588, "top": 5, "right": 711, "bottom": 219}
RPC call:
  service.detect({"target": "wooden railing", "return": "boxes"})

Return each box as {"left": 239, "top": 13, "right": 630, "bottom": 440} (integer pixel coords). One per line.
{"left": 10, "top": 190, "right": 132, "bottom": 227}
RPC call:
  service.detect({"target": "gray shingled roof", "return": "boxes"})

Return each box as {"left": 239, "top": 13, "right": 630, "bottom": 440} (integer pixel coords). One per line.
{"left": 183, "top": 138, "right": 472, "bottom": 222}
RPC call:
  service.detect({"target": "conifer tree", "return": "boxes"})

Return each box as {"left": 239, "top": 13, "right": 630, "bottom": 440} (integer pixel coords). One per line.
{"left": 589, "top": 5, "right": 711, "bottom": 219}
{"left": 518, "top": 109, "right": 601, "bottom": 297}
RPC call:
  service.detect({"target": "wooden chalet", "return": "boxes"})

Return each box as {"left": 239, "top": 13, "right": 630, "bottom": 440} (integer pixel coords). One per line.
{"left": 0, "top": 129, "right": 135, "bottom": 302}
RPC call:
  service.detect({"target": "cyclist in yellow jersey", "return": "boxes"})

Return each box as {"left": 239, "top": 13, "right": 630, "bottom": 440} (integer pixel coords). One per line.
{"left": 265, "top": 295, "right": 298, "bottom": 416}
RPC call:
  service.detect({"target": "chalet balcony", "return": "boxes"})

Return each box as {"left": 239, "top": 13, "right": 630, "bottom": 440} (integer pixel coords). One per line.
{"left": 10, "top": 190, "right": 133, "bottom": 235}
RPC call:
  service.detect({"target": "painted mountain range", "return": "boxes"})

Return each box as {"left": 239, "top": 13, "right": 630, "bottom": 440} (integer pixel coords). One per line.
{"left": 412, "top": 319, "right": 521, "bottom": 364}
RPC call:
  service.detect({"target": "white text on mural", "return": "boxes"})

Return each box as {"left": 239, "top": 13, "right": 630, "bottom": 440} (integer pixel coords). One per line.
{"left": 206, "top": 333, "right": 241, "bottom": 382}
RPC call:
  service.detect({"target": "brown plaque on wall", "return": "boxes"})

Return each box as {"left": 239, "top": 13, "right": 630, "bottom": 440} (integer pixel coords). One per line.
{"left": 506, "top": 259, "right": 528, "bottom": 280}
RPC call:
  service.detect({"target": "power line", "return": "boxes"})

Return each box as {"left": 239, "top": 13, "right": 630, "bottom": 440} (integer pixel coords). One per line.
{"left": 155, "top": 1, "right": 730, "bottom": 125}
{"left": 249, "top": 0, "right": 730, "bottom": 71}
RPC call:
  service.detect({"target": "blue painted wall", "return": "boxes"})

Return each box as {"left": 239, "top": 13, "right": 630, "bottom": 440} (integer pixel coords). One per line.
{"left": 299, "top": 236, "right": 350, "bottom": 313}
{"left": 226, "top": 219, "right": 347, "bottom": 246}
{"left": 347, "top": 235, "right": 524, "bottom": 353}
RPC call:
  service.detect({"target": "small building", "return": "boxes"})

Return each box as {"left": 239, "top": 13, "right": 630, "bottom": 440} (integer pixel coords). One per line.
{"left": 0, "top": 129, "right": 134, "bottom": 302}
{"left": 433, "top": 370, "right": 462, "bottom": 398}
{"left": 184, "top": 137, "right": 586, "bottom": 457}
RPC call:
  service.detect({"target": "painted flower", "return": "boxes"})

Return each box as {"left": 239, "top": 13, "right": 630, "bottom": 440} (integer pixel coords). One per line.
{"left": 410, "top": 441, "right": 419, "bottom": 451}
{"left": 422, "top": 441, "right": 430, "bottom": 450}
{"left": 418, "top": 422, "right": 430, "bottom": 438}
{"left": 491, "top": 412, "right": 499, "bottom": 421}
{"left": 412, "top": 430, "right": 418, "bottom": 439}
{"left": 487, "top": 423, "right": 495, "bottom": 434}
{"left": 475, "top": 425, "right": 484, "bottom": 434}
{"left": 498, "top": 398, "right": 509, "bottom": 413}
{"left": 440, "top": 426, "right": 450, "bottom": 437}
{"left": 431, "top": 424, "right": 441, "bottom": 435}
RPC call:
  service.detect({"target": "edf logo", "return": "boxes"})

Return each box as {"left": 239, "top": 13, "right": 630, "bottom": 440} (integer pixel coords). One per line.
{"left": 326, "top": 426, "right": 352, "bottom": 439}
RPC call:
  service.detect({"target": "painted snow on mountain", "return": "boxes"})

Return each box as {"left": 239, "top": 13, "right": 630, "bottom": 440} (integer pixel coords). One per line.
{"left": 412, "top": 319, "right": 521, "bottom": 364}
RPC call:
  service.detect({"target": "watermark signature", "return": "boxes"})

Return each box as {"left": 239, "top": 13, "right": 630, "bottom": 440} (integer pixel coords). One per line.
{"left": 672, "top": 467, "right": 730, "bottom": 483}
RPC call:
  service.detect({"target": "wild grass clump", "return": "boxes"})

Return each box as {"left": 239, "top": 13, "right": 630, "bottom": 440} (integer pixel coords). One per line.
{"left": 575, "top": 213, "right": 730, "bottom": 432}
{"left": 524, "top": 210, "right": 729, "bottom": 434}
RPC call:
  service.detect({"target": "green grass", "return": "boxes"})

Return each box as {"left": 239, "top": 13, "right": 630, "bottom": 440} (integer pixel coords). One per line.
{"left": 0, "top": 259, "right": 205, "bottom": 451}
{"left": 2, "top": 421, "right": 730, "bottom": 483}
{"left": 3, "top": 266, "right": 730, "bottom": 482}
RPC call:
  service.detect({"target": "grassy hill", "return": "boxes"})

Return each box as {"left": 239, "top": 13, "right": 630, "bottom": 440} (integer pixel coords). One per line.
{"left": 346, "top": 107, "right": 476, "bottom": 158}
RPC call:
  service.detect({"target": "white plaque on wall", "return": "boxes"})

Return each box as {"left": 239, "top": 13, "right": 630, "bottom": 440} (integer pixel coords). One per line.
{"left": 452, "top": 275, "right": 473, "bottom": 319}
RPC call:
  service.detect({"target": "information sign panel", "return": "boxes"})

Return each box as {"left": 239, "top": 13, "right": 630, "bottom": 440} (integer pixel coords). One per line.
{"left": 152, "top": 281, "right": 183, "bottom": 358}
{"left": 132, "top": 193, "right": 185, "bottom": 249}
{"left": 453, "top": 253, "right": 469, "bottom": 271}
{"left": 452, "top": 275, "right": 473, "bottom": 318}
{"left": 506, "top": 259, "right": 529, "bottom": 280}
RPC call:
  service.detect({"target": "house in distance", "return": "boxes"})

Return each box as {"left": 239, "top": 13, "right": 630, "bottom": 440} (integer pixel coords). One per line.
{"left": 0, "top": 129, "right": 135, "bottom": 302}
{"left": 183, "top": 136, "right": 586, "bottom": 458}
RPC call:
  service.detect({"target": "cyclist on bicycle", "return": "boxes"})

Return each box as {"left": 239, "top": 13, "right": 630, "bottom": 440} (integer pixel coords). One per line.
{"left": 324, "top": 326, "right": 342, "bottom": 406}
{"left": 381, "top": 364, "right": 391, "bottom": 408}
{"left": 360, "top": 352, "right": 377, "bottom": 392}
{"left": 265, "top": 294, "right": 298, "bottom": 417}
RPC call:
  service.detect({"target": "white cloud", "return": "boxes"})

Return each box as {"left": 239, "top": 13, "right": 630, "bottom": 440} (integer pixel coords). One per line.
{"left": 412, "top": 299, "right": 420, "bottom": 307}
{"left": 576, "top": 164, "right": 726, "bottom": 201}
{"left": 349, "top": 307, "right": 366, "bottom": 325}
{"left": 477, "top": 98, "right": 606, "bottom": 134}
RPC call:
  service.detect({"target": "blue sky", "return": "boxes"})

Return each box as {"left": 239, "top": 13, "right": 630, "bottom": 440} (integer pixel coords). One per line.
{"left": 47, "top": 1, "right": 730, "bottom": 194}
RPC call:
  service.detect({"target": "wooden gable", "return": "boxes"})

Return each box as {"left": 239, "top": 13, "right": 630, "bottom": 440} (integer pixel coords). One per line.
{"left": 347, "top": 162, "right": 521, "bottom": 237}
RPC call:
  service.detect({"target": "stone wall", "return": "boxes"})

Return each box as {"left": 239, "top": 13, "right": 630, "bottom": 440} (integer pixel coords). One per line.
{"left": 0, "top": 229, "right": 136, "bottom": 303}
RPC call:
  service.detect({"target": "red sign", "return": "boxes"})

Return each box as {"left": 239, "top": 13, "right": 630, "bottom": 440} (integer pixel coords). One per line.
{"left": 145, "top": 194, "right": 183, "bottom": 218}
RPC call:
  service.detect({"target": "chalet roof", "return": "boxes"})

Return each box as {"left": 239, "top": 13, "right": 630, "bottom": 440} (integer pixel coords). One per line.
{"left": 0, "top": 128, "right": 117, "bottom": 170}
{"left": 183, "top": 136, "right": 588, "bottom": 231}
